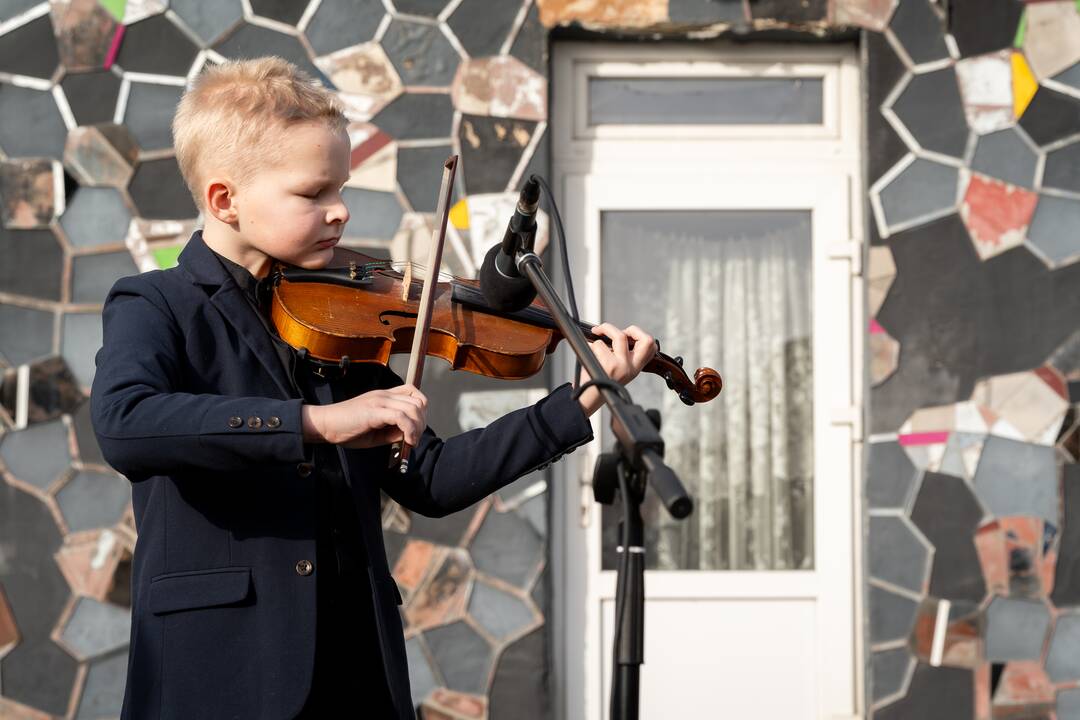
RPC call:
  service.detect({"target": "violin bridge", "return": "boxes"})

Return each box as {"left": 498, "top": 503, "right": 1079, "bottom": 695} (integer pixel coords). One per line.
{"left": 401, "top": 262, "right": 413, "bottom": 302}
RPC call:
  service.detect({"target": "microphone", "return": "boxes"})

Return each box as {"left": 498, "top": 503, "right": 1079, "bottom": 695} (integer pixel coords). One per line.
{"left": 480, "top": 177, "right": 541, "bottom": 312}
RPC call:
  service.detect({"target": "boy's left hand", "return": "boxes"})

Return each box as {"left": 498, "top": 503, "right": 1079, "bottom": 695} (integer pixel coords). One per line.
{"left": 577, "top": 323, "right": 657, "bottom": 417}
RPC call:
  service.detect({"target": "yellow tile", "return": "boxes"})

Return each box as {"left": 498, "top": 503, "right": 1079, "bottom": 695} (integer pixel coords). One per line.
{"left": 449, "top": 198, "right": 469, "bottom": 230}
{"left": 1012, "top": 51, "right": 1038, "bottom": 119}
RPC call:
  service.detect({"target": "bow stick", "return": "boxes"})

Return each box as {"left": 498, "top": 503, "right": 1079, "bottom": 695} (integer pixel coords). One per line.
{"left": 389, "top": 154, "right": 459, "bottom": 474}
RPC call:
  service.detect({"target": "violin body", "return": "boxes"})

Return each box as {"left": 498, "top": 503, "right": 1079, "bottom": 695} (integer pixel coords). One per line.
{"left": 270, "top": 246, "right": 722, "bottom": 405}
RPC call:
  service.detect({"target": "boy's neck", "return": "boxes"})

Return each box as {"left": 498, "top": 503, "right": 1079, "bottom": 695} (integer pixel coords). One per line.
{"left": 201, "top": 223, "right": 272, "bottom": 279}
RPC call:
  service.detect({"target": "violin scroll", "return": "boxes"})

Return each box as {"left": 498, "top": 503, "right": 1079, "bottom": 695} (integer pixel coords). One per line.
{"left": 645, "top": 352, "right": 722, "bottom": 405}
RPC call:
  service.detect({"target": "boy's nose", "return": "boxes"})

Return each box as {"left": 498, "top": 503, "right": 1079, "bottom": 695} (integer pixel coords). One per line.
{"left": 327, "top": 198, "right": 349, "bottom": 226}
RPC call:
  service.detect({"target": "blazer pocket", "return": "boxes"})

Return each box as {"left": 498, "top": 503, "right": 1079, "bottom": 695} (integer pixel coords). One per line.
{"left": 149, "top": 566, "right": 252, "bottom": 615}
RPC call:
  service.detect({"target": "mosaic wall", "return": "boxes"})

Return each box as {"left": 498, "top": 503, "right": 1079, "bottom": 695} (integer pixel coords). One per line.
{"left": 0, "top": 0, "right": 1079, "bottom": 718}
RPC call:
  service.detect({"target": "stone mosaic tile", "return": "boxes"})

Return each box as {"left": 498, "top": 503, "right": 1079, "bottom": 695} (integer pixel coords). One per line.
{"left": 910, "top": 598, "right": 982, "bottom": 668}
{"left": 835, "top": 0, "right": 896, "bottom": 31}
{"left": 1053, "top": 465, "right": 1080, "bottom": 606}
{"left": 381, "top": 19, "right": 460, "bottom": 88}
{"left": 868, "top": 245, "right": 896, "bottom": 316}
{"left": 373, "top": 92, "right": 454, "bottom": 140}
{"left": 1022, "top": 1, "right": 1080, "bottom": 81}
{"left": 53, "top": 0, "right": 120, "bottom": 72}
{"left": 869, "top": 515, "right": 931, "bottom": 594}
{"left": 123, "top": 82, "right": 184, "bottom": 153}
{"left": 468, "top": 580, "right": 535, "bottom": 642}
{"left": 56, "top": 470, "right": 130, "bottom": 533}
{"left": 0, "top": 159, "right": 59, "bottom": 230}
{"left": 869, "top": 582, "right": 920, "bottom": 643}
{"left": 890, "top": 68, "right": 970, "bottom": 159}
{"left": 114, "top": 13, "right": 199, "bottom": 77}
{"left": 447, "top": 0, "right": 523, "bottom": 57}
{"left": 54, "top": 529, "right": 131, "bottom": 603}
{"left": 421, "top": 689, "right": 487, "bottom": 720}
{"left": 867, "top": 440, "right": 919, "bottom": 510}
{"left": 0, "top": 84, "right": 68, "bottom": 160}
{"left": 341, "top": 187, "right": 404, "bottom": 241}
{"left": 71, "top": 251, "right": 139, "bottom": 305}
{"left": 1028, "top": 194, "right": 1080, "bottom": 268}
{"left": 1013, "top": 51, "right": 1039, "bottom": 119}
{"left": 470, "top": 508, "right": 543, "bottom": 589}
{"left": 0, "top": 229, "right": 63, "bottom": 302}
{"left": 452, "top": 57, "right": 546, "bottom": 122}
{"left": 169, "top": 0, "right": 242, "bottom": 47}
{"left": 1056, "top": 60, "right": 1080, "bottom": 91}
{"left": 0, "top": 420, "right": 70, "bottom": 491}
{"left": 424, "top": 620, "right": 493, "bottom": 695}
{"left": 1043, "top": 141, "right": 1080, "bottom": 194}
{"left": 0, "top": 14, "right": 59, "bottom": 80}
{"left": 0, "top": 584, "right": 17, "bottom": 659}
{"left": 0, "top": 356, "right": 85, "bottom": 428}
{"left": 509, "top": 2, "right": 543, "bottom": 74}
{"left": 121, "top": 0, "right": 170, "bottom": 26}
{"left": 459, "top": 116, "right": 537, "bottom": 195}
{"left": 0, "top": 639, "right": 79, "bottom": 717}
{"left": 395, "top": 0, "right": 448, "bottom": 17}
{"left": 214, "top": 23, "right": 324, "bottom": 84}
{"left": 314, "top": 43, "right": 402, "bottom": 121}
{"left": 970, "top": 127, "right": 1038, "bottom": 190}
{"left": 57, "top": 597, "right": 130, "bottom": 660}
{"left": 974, "top": 519, "right": 1009, "bottom": 596}
{"left": 985, "top": 596, "right": 1051, "bottom": 661}
{"left": 1019, "top": 87, "right": 1080, "bottom": 146}
{"left": 747, "top": 0, "right": 826, "bottom": 22}
{"left": 345, "top": 126, "right": 397, "bottom": 193}
{"left": 888, "top": 0, "right": 947, "bottom": 66}
{"left": 868, "top": 32, "right": 909, "bottom": 186}
{"left": 955, "top": 51, "right": 1015, "bottom": 134}
{"left": 405, "top": 636, "right": 439, "bottom": 704}
{"left": 250, "top": 0, "right": 306, "bottom": 25}
{"left": 303, "top": 0, "right": 384, "bottom": 57}
{"left": 459, "top": 192, "right": 548, "bottom": 270}
{"left": 61, "top": 312, "right": 103, "bottom": 389}
{"left": 1060, "top": 688, "right": 1080, "bottom": 720}
{"left": 870, "top": 325, "right": 900, "bottom": 390}
{"left": 489, "top": 628, "right": 548, "bottom": 720}
{"left": 876, "top": 157, "right": 959, "bottom": 233}
{"left": 872, "top": 647, "right": 913, "bottom": 703}
{"left": 404, "top": 547, "right": 473, "bottom": 632}
{"left": 875, "top": 664, "right": 974, "bottom": 719}
{"left": 0, "top": 304, "right": 54, "bottom": 367}
{"left": 993, "top": 660, "right": 1054, "bottom": 715}
{"left": 64, "top": 124, "right": 139, "bottom": 190}
{"left": 397, "top": 143, "right": 455, "bottom": 213}
{"left": 60, "top": 70, "right": 121, "bottom": 128}
{"left": 1047, "top": 613, "right": 1080, "bottom": 682}
{"left": 1001, "top": 516, "right": 1058, "bottom": 598}
{"left": 911, "top": 473, "right": 988, "bottom": 603}
{"left": 973, "top": 369, "right": 1071, "bottom": 445}
{"left": 0, "top": 0, "right": 39, "bottom": 21}
{"left": 973, "top": 437, "right": 1058, "bottom": 524}
{"left": 948, "top": 0, "right": 1025, "bottom": 58}
{"left": 959, "top": 173, "right": 1039, "bottom": 261}
{"left": 123, "top": 217, "right": 199, "bottom": 272}
{"left": 536, "top": 0, "right": 667, "bottom": 28}
{"left": 394, "top": 538, "right": 437, "bottom": 603}
{"left": 76, "top": 649, "right": 127, "bottom": 719}
{"left": 127, "top": 156, "right": 198, "bottom": 220}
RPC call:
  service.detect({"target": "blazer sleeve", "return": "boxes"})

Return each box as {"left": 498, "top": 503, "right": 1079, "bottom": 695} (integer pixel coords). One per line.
{"left": 90, "top": 276, "right": 307, "bottom": 480}
{"left": 375, "top": 367, "right": 595, "bottom": 518}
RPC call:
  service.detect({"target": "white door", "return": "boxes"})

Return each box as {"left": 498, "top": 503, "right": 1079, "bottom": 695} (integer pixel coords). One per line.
{"left": 550, "top": 44, "right": 865, "bottom": 720}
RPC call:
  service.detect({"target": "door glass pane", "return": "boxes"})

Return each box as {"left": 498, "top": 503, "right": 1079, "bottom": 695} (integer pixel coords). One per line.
{"left": 587, "top": 77, "right": 824, "bottom": 126}
{"left": 598, "top": 210, "right": 814, "bottom": 571}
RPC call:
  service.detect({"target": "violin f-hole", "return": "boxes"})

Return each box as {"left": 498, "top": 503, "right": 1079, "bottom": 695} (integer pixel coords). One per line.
{"left": 379, "top": 310, "right": 419, "bottom": 326}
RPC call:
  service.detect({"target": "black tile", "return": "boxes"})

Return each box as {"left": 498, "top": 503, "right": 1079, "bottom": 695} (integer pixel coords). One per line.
{"left": 868, "top": 441, "right": 919, "bottom": 509}
{"left": 1071, "top": 381, "right": 1080, "bottom": 404}
{"left": 0, "top": 83, "right": 68, "bottom": 159}
{"left": 381, "top": 19, "right": 459, "bottom": 88}
{"left": 947, "top": 0, "right": 1024, "bottom": 58}
{"left": 0, "top": 639, "right": 80, "bottom": 716}
{"left": 0, "top": 14, "right": 59, "bottom": 80}
{"left": 747, "top": 0, "right": 826, "bottom": 22}
{"left": 71, "top": 250, "right": 139, "bottom": 304}
{"left": 128, "top": 157, "right": 198, "bottom": 220}
{"left": 1019, "top": 87, "right": 1080, "bottom": 148}
{"left": 872, "top": 647, "right": 914, "bottom": 703}
{"left": 395, "top": 0, "right": 448, "bottom": 17}
{"left": 424, "top": 620, "right": 493, "bottom": 694}
{"left": 669, "top": 0, "right": 744, "bottom": 23}
{"left": 214, "top": 23, "right": 328, "bottom": 87}
{"left": 489, "top": 628, "right": 550, "bottom": 720}
{"left": 875, "top": 664, "right": 974, "bottom": 720}
{"left": 372, "top": 92, "right": 454, "bottom": 140}
{"left": 911, "top": 472, "right": 987, "bottom": 603}
{"left": 250, "top": 0, "right": 309, "bottom": 25}
{"left": 341, "top": 188, "right": 404, "bottom": 240}
{"left": 0, "top": 228, "right": 62, "bottom": 302}
{"left": 891, "top": 68, "right": 969, "bottom": 159}
{"left": 867, "top": 32, "right": 913, "bottom": 184}
{"left": 448, "top": 0, "right": 523, "bottom": 58}
{"left": 406, "top": 504, "right": 477, "bottom": 547}
{"left": 72, "top": 398, "right": 105, "bottom": 465}
{"left": 870, "top": 583, "right": 920, "bottom": 644}
{"left": 1043, "top": 141, "right": 1080, "bottom": 194}
{"left": 516, "top": 125, "right": 548, "bottom": 192}
{"left": 0, "top": 356, "right": 85, "bottom": 426}
{"left": 60, "top": 70, "right": 122, "bottom": 127}
{"left": 303, "top": 0, "right": 383, "bottom": 57}
{"left": 470, "top": 507, "right": 543, "bottom": 588}
{"left": 509, "top": 2, "right": 544, "bottom": 74}
{"left": 889, "top": 0, "right": 948, "bottom": 65}
{"left": 530, "top": 564, "right": 548, "bottom": 617}
{"left": 123, "top": 82, "right": 184, "bottom": 152}
{"left": 169, "top": 0, "right": 243, "bottom": 46}
{"left": 397, "top": 143, "right": 454, "bottom": 212}
{"left": 0, "top": 304, "right": 53, "bottom": 366}
{"left": 114, "top": 13, "right": 199, "bottom": 77}
{"left": 382, "top": 526, "right": 407, "bottom": 567}
{"left": 1053, "top": 465, "right": 1080, "bottom": 607}
{"left": 0, "top": 0, "right": 39, "bottom": 22}
{"left": 970, "top": 127, "right": 1038, "bottom": 189}
{"left": 459, "top": 115, "right": 537, "bottom": 195}
{"left": 869, "top": 515, "right": 930, "bottom": 593}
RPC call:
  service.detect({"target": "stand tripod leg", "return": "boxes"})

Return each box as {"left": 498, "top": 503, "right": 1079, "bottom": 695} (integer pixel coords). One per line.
{"left": 612, "top": 469, "right": 645, "bottom": 720}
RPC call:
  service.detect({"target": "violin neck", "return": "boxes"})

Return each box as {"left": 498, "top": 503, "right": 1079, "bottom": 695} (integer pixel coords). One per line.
{"left": 450, "top": 281, "right": 596, "bottom": 339}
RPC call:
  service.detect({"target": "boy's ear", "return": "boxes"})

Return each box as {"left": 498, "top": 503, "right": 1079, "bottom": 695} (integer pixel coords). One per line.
{"left": 205, "top": 180, "right": 238, "bottom": 224}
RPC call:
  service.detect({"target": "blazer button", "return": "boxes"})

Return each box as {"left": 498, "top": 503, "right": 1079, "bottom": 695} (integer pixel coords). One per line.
{"left": 266, "top": 416, "right": 281, "bottom": 428}
{"left": 247, "top": 416, "right": 262, "bottom": 429}
{"left": 295, "top": 559, "right": 314, "bottom": 576}
{"left": 297, "top": 462, "right": 314, "bottom": 478}
{"left": 228, "top": 416, "right": 243, "bottom": 428}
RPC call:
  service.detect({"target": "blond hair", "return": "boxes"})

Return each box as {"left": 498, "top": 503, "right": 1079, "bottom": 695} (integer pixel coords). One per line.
{"left": 172, "top": 56, "right": 348, "bottom": 211}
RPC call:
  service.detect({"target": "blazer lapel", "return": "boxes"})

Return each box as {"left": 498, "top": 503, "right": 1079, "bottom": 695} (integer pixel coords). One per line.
{"left": 177, "top": 231, "right": 298, "bottom": 400}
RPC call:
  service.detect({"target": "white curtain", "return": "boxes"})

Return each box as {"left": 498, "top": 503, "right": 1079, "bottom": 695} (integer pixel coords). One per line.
{"left": 646, "top": 224, "right": 814, "bottom": 571}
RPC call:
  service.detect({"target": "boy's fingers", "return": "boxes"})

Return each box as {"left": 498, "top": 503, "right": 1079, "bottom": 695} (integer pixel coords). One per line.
{"left": 624, "top": 325, "right": 656, "bottom": 367}
{"left": 593, "top": 323, "right": 629, "bottom": 364}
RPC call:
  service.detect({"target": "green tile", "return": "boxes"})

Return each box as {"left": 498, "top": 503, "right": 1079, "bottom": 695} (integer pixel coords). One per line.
{"left": 152, "top": 245, "right": 182, "bottom": 269}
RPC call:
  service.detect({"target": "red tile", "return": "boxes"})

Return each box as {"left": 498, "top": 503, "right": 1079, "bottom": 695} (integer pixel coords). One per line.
{"left": 960, "top": 174, "right": 1039, "bottom": 260}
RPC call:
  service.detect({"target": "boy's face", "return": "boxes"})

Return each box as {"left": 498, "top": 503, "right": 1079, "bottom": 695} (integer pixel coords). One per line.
{"left": 233, "top": 121, "right": 351, "bottom": 270}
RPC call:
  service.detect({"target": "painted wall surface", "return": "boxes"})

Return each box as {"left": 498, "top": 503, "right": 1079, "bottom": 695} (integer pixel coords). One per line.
{"left": 0, "top": 0, "right": 1078, "bottom": 718}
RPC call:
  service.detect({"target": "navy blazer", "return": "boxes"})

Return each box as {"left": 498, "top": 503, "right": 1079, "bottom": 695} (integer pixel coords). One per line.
{"left": 90, "top": 231, "right": 593, "bottom": 720}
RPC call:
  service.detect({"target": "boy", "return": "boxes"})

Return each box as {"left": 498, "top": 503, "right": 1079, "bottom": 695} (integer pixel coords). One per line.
{"left": 90, "top": 57, "right": 655, "bottom": 720}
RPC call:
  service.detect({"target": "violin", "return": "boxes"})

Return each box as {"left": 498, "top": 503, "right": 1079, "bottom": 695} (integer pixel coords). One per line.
{"left": 267, "top": 248, "right": 722, "bottom": 405}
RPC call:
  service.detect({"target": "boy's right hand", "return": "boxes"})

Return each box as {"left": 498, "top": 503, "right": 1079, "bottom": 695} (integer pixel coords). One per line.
{"left": 302, "top": 384, "right": 427, "bottom": 449}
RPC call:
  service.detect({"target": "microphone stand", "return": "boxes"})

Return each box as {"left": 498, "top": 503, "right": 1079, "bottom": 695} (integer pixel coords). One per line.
{"left": 510, "top": 246, "right": 694, "bottom": 720}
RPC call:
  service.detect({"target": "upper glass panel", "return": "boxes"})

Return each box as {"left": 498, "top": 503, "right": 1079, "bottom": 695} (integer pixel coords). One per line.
{"left": 587, "top": 77, "right": 824, "bottom": 126}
